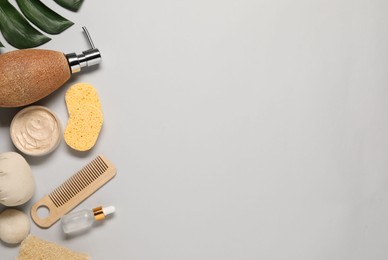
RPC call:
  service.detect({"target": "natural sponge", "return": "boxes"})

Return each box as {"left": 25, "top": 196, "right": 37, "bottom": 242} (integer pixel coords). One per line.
{"left": 64, "top": 83, "right": 103, "bottom": 151}
{"left": 17, "top": 235, "right": 90, "bottom": 260}
{"left": 0, "top": 209, "right": 30, "bottom": 244}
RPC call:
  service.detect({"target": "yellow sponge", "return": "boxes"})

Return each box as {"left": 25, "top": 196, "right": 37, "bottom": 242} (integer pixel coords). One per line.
{"left": 65, "top": 83, "right": 101, "bottom": 115}
{"left": 17, "top": 235, "right": 90, "bottom": 260}
{"left": 64, "top": 83, "right": 103, "bottom": 151}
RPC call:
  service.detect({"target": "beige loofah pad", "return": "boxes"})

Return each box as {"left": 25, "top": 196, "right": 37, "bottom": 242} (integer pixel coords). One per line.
{"left": 17, "top": 235, "right": 90, "bottom": 260}
{"left": 64, "top": 83, "right": 103, "bottom": 151}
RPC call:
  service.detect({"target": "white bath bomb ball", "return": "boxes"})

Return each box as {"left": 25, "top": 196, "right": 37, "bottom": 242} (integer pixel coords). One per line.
{"left": 0, "top": 209, "right": 30, "bottom": 244}
{"left": 0, "top": 152, "right": 35, "bottom": 206}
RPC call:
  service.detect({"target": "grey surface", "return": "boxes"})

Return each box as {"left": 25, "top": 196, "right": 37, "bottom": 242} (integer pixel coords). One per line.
{"left": 2, "top": 0, "right": 388, "bottom": 259}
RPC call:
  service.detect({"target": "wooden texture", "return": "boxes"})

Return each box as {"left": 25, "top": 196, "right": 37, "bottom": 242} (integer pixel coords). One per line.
{"left": 30, "top": 155, "right": 116, "bottom": 228}
{"left": 0, "top": 49, "right": 71, "bottom": 107}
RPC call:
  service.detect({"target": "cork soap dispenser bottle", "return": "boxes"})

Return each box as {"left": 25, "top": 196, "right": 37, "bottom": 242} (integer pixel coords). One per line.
{"left": 0, "top": 27, "right": 101, "bottom": 107}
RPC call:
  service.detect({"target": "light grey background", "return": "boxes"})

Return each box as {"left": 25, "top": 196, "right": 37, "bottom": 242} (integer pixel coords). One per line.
{"left": 1, "top": 0, "right": 388, "bottom": 259}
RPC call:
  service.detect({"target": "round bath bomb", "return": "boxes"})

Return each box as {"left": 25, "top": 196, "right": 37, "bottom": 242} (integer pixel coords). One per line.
{"left": 0, "top": 209, "right": 30, "bottom": 244}
{"left": 0, "top": 152, "right": 35, "bottom": 206}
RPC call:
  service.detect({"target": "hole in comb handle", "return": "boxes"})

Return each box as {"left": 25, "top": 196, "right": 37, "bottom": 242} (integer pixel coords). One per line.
{"left": 30, "top": 197, "right": 57, "bottom": 228}
{"left": 37, "top": 206, "right": 50, "bottom": 219}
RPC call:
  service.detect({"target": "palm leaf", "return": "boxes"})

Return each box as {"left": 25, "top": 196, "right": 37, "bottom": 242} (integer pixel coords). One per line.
{"left": 0, "top": 0, "right": 51, "bottom": 49}
{"left": 16, "top": 0, "right": 74, "bottom": 34}
{"left": 0, "top": 0, "right": 82, "bottom": 48}
{"left": 54, "top": 0, "right": 84, "bottom": 12}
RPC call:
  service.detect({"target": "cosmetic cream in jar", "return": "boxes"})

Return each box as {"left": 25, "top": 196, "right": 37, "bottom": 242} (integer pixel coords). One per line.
{"left": 10, "top": 106, "right": 62, "bottom": 156}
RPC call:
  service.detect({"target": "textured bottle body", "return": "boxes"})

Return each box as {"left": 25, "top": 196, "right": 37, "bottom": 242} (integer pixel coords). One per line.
{"left": 61, "top": 209, "right": 94, "bottom": 234}
{"left": 0, "top": 49, "right": 71, "bottom": 107}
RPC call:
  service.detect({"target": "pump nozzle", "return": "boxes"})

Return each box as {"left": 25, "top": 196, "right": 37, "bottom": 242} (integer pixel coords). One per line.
{"left": 66, "top": 27, "right": 102, "bottom": 74}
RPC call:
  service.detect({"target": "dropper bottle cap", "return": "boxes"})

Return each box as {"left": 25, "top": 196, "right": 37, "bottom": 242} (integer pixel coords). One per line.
{"left": 66, "top": 26, "right": 102, "bottom": 74}
{"left": 93, "top": 205, "right": 115, "bottom": 221}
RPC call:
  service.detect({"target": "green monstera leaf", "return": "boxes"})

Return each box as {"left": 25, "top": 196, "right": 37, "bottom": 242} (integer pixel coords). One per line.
{"left": 0, "top": 0, "right": 83, "bottom": 49}
{"left": 17, "top": 0, "right": 74, "bottom": 34}
{"left": 54, "top": 0, "right": 83, "bottom": 12}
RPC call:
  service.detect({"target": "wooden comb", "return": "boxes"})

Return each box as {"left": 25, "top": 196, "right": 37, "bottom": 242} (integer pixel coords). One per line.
{"left": 31, "top": 155, "right": 116, "bottom": 228}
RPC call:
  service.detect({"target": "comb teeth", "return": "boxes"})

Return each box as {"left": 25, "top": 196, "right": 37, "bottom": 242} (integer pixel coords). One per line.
{"left": 49, "top": 156, "right": 108, "bottom": 207}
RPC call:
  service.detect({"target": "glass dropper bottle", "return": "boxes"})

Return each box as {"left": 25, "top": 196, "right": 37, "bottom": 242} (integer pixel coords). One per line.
{"left": 61, "top": 205, "right": 115, "bottom": 234}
